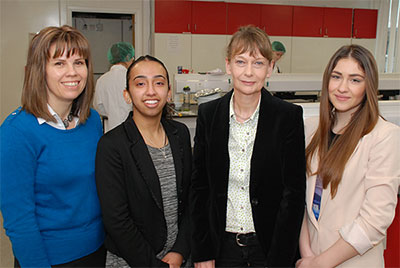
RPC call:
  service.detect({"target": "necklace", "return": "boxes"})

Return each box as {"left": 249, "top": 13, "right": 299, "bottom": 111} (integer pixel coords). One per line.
{"left": 159, "top": 132, "right": 168, "bottom": 159}
{"left": 62, "top": 113, "right": 74, "bottom": 129}
{"left": 143, "top": 125, "right": 168, "bottom": 159}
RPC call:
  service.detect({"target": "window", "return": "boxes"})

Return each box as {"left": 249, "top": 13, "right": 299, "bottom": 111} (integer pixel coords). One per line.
{"left": 385, "top": 0, "right": 399, "bottom": 72}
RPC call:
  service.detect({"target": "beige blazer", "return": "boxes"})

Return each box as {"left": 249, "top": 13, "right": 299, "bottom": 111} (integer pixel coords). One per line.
{"left": 304, "top": 116, "right": 400, "bottom": 267}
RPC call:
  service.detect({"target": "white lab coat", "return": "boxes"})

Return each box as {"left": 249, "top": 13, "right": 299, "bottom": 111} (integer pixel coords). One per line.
{"left": 94, "top": 64, "right": 132, "bottom": 132}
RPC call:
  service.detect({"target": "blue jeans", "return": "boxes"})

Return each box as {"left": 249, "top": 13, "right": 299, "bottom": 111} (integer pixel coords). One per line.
{"left": 216, "top": 232, "right": 266, "bottom": 267}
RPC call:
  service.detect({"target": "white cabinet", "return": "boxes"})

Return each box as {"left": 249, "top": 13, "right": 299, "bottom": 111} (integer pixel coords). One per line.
{"left": 291, "top": 37, "right": 352, "bottom": 73}
{"left": 154, "top": 33, "right": 192, "bottom": 78}
{"left": 191, "top": 34, "right": 229, "bottom": 73}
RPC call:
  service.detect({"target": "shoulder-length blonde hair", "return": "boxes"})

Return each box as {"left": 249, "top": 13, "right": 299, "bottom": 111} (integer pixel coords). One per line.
{"left": 226, "top": 25, "right": 273, "bottom": 62}
{"left": 21, "top": 25, "right": 94, "bottom": 123}
{"left": 306, "top": 44, "right": 379, "bottom": 198}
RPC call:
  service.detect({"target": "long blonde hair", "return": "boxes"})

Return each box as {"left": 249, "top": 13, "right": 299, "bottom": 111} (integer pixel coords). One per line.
{"left": 306, "top": 45, "right": 379, "bottom": 198}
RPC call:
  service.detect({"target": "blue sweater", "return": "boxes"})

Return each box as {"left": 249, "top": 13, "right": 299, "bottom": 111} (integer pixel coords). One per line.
{"left": 0, "top": 108, "right": 105, "bottom": 267}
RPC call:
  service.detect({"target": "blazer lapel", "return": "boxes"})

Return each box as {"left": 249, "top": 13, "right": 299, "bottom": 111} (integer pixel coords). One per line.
{"left": 162, "top": 119, "right": 183, "bottom": 197}
{"left": 250, "top": 90, "right": 270, "bottom": 187}
{"left": 123, "top": 116, "right": 164, "bottom": 211}
{"left": 209, "top": 92, "right": 231, "bottom": 196}
{"left": 308, "top": 139, "right": 363, "bottom": 227}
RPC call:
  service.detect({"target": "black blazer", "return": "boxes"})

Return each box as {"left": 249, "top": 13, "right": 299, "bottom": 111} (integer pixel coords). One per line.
{"left": 95, "top": 113, "right": 191, "bottom": 267}
{"left": 190, "top": 89, "right": 306, "bottom": 267}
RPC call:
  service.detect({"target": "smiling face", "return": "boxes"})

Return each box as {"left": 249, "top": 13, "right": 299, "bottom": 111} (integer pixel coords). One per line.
{"left": 125, "top": 60, "right": 170, "bottom": 120}
{"left": 45, "top": 44, "right": 88, "bottom": 109}
{"left": 328, "top": 57, "right": 366, "bottom": 113}
{"left": 226, "top": 49, "right": 273, "bottom": 96}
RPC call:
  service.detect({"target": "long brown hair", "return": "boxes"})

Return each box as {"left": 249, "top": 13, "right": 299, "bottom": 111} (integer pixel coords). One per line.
{"left": 306, "top": 44, "right": 379, "bottom": 198}
{"left": 21, "top": 25, "right": 94, "bottom": 123}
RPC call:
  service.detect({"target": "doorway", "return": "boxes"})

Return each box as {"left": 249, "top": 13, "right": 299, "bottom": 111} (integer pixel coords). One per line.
{"left": 72, "top": 12, "right": 135, "bottom": 82}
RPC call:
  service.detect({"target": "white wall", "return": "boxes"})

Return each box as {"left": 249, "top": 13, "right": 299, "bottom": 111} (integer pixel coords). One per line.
{"left": 0, "top": 0, "right": 60, "bottom": 123}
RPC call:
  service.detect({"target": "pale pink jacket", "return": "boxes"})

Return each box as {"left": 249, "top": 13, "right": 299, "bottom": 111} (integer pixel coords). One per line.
{"left": 304, "top": 116, "right": 400, "bottom": 267}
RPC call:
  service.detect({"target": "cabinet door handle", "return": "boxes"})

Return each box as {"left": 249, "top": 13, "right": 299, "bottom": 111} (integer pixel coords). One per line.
{"left": 319, "top": 28, "right": 322, "bottom": 35}
{"left": 325, "top": 28, "right": 328, "bottom": 35}
{"left": 355, "top": 29, "right": 357, "bottom": 37}
{"left": 188, "top": 24, "right": 190, "bottom": 31}
{"left": 195, "top": 24, "right": 197, "bottom": 32}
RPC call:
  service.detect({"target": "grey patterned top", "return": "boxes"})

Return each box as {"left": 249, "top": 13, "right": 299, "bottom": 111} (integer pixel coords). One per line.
{"left": 147, "top": 143, "right": 179, "bottom": 260}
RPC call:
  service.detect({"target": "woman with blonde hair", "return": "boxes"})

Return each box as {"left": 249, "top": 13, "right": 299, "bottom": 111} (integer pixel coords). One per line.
{"left": 1, "top": 25, "right": 105, "bottom": 267}
{"left": 297, "top": 44, "right": 400, "bottom": 267}
{"left": 191, "top": 25, "right": 306, "bottom": 268}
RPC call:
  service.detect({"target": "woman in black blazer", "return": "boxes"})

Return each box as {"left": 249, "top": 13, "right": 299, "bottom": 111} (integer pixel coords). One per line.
{"left": 95, "top": 55, "right": 191, "bottom": 267}
{"left": 190, "top": 26, "right": 306, "bottom": 267}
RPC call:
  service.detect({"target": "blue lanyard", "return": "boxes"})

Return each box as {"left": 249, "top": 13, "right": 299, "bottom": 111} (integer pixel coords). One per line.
{"left": 312, "top": 176, "right": 323, "bottom": 220}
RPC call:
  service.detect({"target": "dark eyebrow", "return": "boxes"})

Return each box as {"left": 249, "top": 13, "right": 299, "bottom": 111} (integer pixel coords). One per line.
{"left": 349, "top": 74, "right": 365, "bottom": 78}
{"left": 50, "top": 56, "right": 84, "bottom": 61}
{"left": 133, "top": 74, "right": 166, "bottom": 80}
{"left": 331, "top": 70, "right": 364, "bottom": 78}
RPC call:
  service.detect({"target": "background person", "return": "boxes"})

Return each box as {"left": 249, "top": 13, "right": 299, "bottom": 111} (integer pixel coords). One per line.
{"left": 270, "top": 41, "right": 294, "bottom": 99}
{"left": 297, "top": 44, "right": 400, "bottom": 267}
{"left": 95, "top": 55, "right": 191, "bottom": 267}
{"left": 0, "top": 25, "right": 105, "bottom": 267}
{"left": 271, "top": 41, "right": 286, "bottom": 73}
{"left": 94, "top": 42, "right": 134, "bottom": 132}
{"left": 191, "top": 25, "right": 306, "bottom": 268}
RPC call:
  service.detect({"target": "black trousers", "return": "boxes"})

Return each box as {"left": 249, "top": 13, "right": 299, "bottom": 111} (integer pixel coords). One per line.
{"left": 216, "top": 232, "right": 266, "bottom": 268}
{"left": 14, "top": 244, "right": 106, "bottom": 268}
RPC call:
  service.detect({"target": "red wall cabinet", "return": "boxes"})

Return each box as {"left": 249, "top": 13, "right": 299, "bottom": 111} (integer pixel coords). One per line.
{"left": 227, "top": 3, "right": 261, "bottom": 35}
{"left": 293, "top": 6, "right": 324, "bottom": 37}
{"left": 155, "top": 1, "right": 378, "bottom": 40}
{"left": 293, "top": 6, "right": 353, "bottom": 38}
{"left": 155, "top": 0, "right": 192, "bottom": 33}
{"left": 353, "top": 9, "right": 378, "bottom": 38}
{"left": 261, "top": 4, "right": 293, "bottom": 36}
{"left": 192, "top": 1, "right": 227, "bottom": 34}
{"left": 323, "top": 7, "right": 352, "bottom": 38}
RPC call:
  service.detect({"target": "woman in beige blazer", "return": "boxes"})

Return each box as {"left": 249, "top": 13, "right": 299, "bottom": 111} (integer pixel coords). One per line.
{"left": 297, "top": 45, "right": 400, "bottom": 267}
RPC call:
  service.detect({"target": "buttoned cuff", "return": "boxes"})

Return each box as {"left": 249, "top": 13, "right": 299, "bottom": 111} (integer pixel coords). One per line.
{"left": 339, "top": 222, "right": 373, "bottom": 255}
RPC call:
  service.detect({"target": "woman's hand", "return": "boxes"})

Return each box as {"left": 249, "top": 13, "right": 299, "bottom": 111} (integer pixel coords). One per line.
{"left": 194, "top": 260, "right": 215, "bottom": 268}
{"left": 301, "top": 248, "right": 315, "bottom": 259}
{"left": 299, "top": 212, "right": 317, "bottom": 258}
{"left": 296, "top": 237, "right": 358, "bottom": 268}
{"left": 162, "top": 252, "right": 184, "bottom": 268}
{"left": 296, "top": 256, "right": 323, "bottom": 268}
